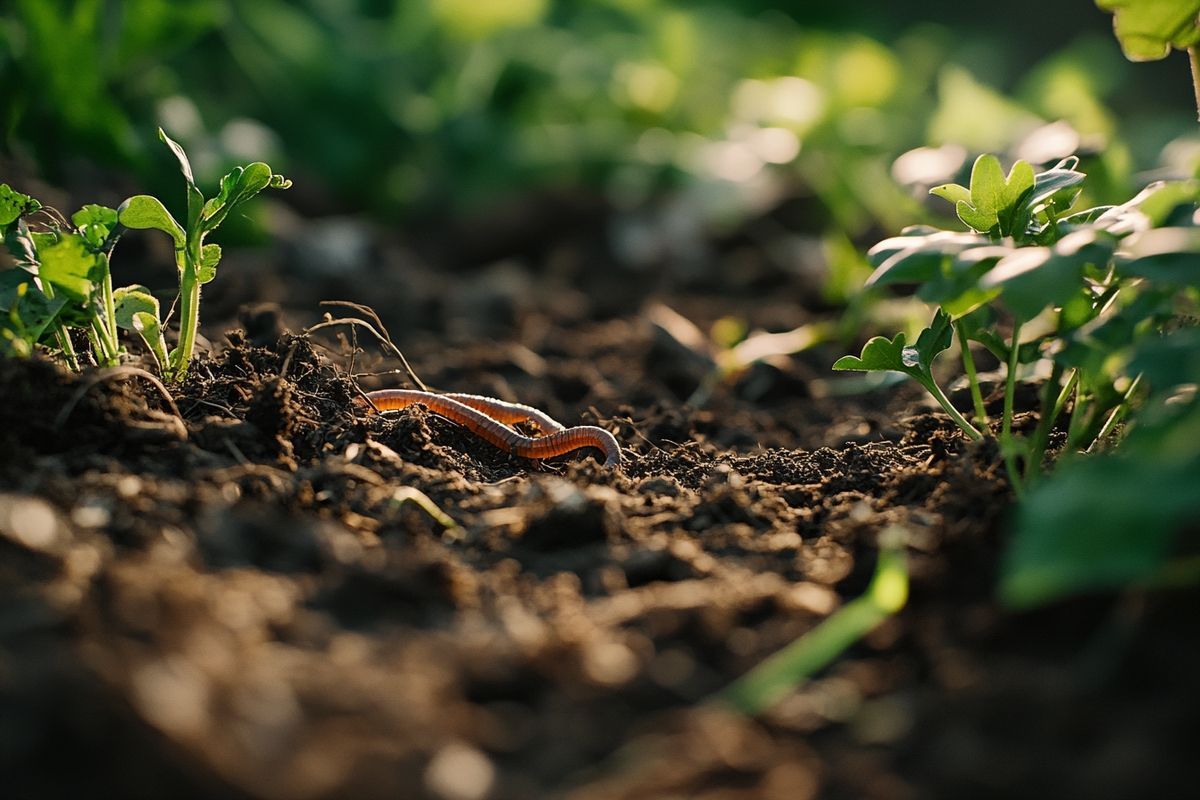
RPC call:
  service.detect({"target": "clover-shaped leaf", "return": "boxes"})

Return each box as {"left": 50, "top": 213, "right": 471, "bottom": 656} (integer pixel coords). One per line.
{"left": 932, "top": 155, "right": 1035, "bottom": 237}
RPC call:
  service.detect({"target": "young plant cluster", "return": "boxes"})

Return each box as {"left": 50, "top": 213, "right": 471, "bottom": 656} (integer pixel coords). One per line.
{"left": 836, "top": 153, "right": 1200, "bottom": 603}
{"left": 1, "top": 129, "right": 289, "bottom": 381}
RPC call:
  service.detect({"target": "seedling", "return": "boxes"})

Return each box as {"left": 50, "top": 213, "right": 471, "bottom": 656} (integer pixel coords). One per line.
{"left": 1, "top": 131, "right": 289, "bottom": 379}
{"left": 836, "top": 153, "right": 1200, "bottom": 496}
{"left": 1, "top": 186, "right": 127, "bottom": 369}
{"left": 119, "top": 128, "right": 290, "bottom": 381}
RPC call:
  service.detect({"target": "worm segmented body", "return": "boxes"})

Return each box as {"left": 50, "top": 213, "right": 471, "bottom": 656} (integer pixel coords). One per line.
{"left": 365, "top": 389, "right": 621, "bottom": 468}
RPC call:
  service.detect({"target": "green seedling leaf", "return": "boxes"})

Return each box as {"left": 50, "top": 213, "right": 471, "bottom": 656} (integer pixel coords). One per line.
{"left": 929, "top": 182, "right": 971, "bottom": 205}
{"left": 198, "top": 243, "right": 222, "bottom": 284}
{"left": 114, "top": 284, "right": 169, "bottom": 372}
{"left": 4, "top": 217, "right": 40, "bottom": 266}
{"left": 113, "top": 284, "right": 159, "bottom": 330}
{"left": 37, "top": 234, "right": 102, "bottom": 303}
{"left": 158, "top": 127, "right": 197, "bottom": 187}
{"left": 1095, "top": 0, "right": 1200, "bottom": 61}
{"left": 941, "top": 155, "right": 1036, "bottom": 236}
{"left": 72, "top": 204, "right": 119, "bottom": 251}
{"left": 157, "top": 128, "right": 205, "bottom": 233}
{"left": 834, "top": 308, "right": 953, "bottom": 386}
{"left": 1013, "top": 159, "right": 1088, "bottom": 234}
{"left": 0, "top": 270, "right": 68, "bottom": 344}
{"left": 1117, "top": 227, "right": 1200, "bottom": 286}
{"left": 1130, "top": 327, "right": 1200, "bottom": 394}
{"left": 1095, "top": 180, "right": 1200, "bottom": 236}
{"left": 981, "top": 229, "right": 1115, "bottom": 319}
{"left": 916, "top": 245, "right": 1010, "bottom": 317}
{"left": 866, "top": 231, "right": 995, "bottom": 286}
{"left": 201, "top": 162, "right": 290, "bottom": 232}
{"left": 0, "top": 184, "right": 43, "bottom": 228}
{"left": 118, "top": 195, "right": 186, "bottom": 247}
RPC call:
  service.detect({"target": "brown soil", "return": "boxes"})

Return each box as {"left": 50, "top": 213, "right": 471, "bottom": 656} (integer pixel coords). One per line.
{"left": 2, "top": 218, "right": 1197, "bottom": 800}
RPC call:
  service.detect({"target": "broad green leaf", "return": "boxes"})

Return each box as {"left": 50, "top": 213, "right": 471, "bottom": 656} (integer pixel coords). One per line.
{"left": 1000, "top": 457, "right": 1196, "bottom": 607}
{"left": 0, "top": 184, "right": 42, "bottom": 227}
{"left": 114, "top": 284, "right": 169, "bottom": 372}
{"left": 1117, "top": 227, "right": 1200, "bottom": 285}
{"left": 1130, "top": 327, "right": 1200, "bottom": 393}
{"left": 981, "top": 229, "right": 1114, "bottom": 318}
{"left": 112, "top": 285, "right": 160, "bottom": 330}
{"left": 38, "top": 234, "right": 102, "bottom": 303}
{"left": 1093, "top": 180, "right": 1200, "bottom": 236}
{"left": 0, "top": 278, "right": 68, "bottom": 349}
{"left": 0, "top": 266, "right": 39, "bottom": 312}
{"left": 833, "top": 333, "right": 910, "bottom": 373}
{"left": 118, "top": 195, "right": 186, "bottom": 247}
{"left": 72, "top": 204, "right": 119, "bottom": 251}
{"left": 866, "top": 231, "right": 995, "bottom": 286}
{"left": 833, "top": 309, "right": 953, "bottom": 385}
{"left": 909, "top": 307, "right": 954, "bottom": 371}
{"left": 3, "top": 217, "right": 39, "bottom": 266}
{"left": 198, "top": 243, "right": 222, "bottom": 284}
{"left": 1095, "top": 0, "right": 1200, "bottom": 61}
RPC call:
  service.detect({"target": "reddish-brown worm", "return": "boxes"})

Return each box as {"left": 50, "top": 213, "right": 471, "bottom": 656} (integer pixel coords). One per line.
{"left": 364, "top": 389, "right": 621, "bottom": 468}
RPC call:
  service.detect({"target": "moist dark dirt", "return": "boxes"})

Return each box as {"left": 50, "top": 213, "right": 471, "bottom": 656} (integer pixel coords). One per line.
{"left": 1, "top": 228, "right": 1197, "bottom": 800}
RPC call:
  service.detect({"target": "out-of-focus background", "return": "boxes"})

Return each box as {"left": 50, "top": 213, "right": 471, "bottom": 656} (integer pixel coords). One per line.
{"left": 3, "top": 0, "right": 1196, "bottom": 275}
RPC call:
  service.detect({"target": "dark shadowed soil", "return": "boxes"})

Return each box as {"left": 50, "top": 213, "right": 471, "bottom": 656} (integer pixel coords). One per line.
{"left": 1, "top": 206, "right": 1197, "bottom": 800}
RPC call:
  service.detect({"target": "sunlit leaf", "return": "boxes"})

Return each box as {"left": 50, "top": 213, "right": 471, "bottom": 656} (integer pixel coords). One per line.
{"left": 118, "top": 195, "right": 186, "bottom": 247}
{"left": 1095, "top": 0, "right": 1200, "bottom": 61}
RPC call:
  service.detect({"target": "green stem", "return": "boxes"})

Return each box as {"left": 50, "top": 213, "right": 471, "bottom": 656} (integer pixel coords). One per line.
{"left": 169, "top": 257, "right": 201, "bottom": 381}
{"left": 1189, "top": 46, "right": 1200, "bottom": 123}
{"left": 922, "top": 376, "right": 984, "bottom": 441}
{"left": 1052, "top": 369, "right": 1079, "bottom": 422}
{"left": 1000, "top": 317, "right": 1025, "bottom": 497}
{"left": 1087, "top": 374, "right": 1142, "bottom": 453}
{"left": 1002, "top": 318, "right": 1023, "bottom": 440}
{"left": 53, "top": 323, "right": 80, "bottom": 371}
{"left": 101, "top": 256, "right": 119, "bottom": 356}
{"left": 1025, "top": 361, "right": 1065, "bottom": 482}
{"left": 1066, "top": 383, "right": 1090, "bottom": 451}
{"left": 955, "top": 320, "right": 990, "bottom": 435}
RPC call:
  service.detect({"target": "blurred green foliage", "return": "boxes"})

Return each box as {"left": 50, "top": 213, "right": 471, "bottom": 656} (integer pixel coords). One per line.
{"left": 2, "top": 0, "right": 1196, "bottom": 233}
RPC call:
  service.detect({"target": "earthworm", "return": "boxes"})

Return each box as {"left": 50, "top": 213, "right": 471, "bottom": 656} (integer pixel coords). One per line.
{"left": 364, "top": 389, "right": 621, "bottom": 468}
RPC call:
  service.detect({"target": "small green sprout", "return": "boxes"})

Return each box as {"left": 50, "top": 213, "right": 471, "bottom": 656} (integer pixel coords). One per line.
{"left": 119, "top": 128, "right": 291, "bottom": 381}
{"left": 719, "top": 532, "right": 908, "bottom": 714}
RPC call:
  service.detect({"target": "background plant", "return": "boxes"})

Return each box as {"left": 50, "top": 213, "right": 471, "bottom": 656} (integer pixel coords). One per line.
{"left": 1, "top": 132, "right": 288, "bottom": 379}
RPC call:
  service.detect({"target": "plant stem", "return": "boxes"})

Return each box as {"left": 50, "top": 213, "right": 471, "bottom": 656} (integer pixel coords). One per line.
{"left": 922, "top": 377, "right": 984, "bottom": 441}
{"left": 1052, "top": 368, "right": 1079, "bottom": 422}
{"left": 1000, "top": 317, "right": 1025, "bottom": 497}
{"left": 1025, "top": 361, "right": 1065, "bottom": 482}
{"left": 1087, "top": 374, "right": 1142, "bottom": 453}
{"left": 53, "top": 323, "right": 80, "bottom": 372}
{"left": 1189, "top": 46, "right": 1200, "bottom": 123}
{"left": 1002, "top": 318, "right": 1023, "bottom": 440}
{"left": 955, "top": 320, "right": 990, "bottom": 434}
{"left": 169, "top": 267, "right": 201, "bottom": 383}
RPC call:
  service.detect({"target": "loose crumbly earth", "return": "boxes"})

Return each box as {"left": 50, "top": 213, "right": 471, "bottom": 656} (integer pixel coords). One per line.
{"left": 1, "top": 219, "right": 1197, "bottom": 799}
